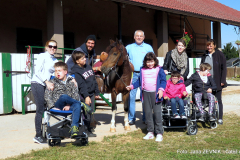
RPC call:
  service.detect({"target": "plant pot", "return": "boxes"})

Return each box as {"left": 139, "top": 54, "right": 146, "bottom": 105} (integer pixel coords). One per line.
{"left": 236, "top": 42, "right": 240, "bottom": 45}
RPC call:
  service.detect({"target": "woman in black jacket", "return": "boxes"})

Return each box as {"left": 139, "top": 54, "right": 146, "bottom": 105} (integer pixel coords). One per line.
{"left": 163, "top": 39, "right": 189, "bottom": 80}
{"left": 201, "top": 39, "right": 227, "bottom": 125}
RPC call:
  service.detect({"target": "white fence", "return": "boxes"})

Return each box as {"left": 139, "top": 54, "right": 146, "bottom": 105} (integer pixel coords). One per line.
{"left": 1, "top": 54, "right": 201, "bottom": 113}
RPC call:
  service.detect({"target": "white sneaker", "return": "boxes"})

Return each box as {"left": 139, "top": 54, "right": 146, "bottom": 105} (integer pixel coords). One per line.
{"left": 181, "top": 115, "right": 187, "bottom": 119}
{"left": 155, "top": 134, "right": 163, "bottom": 142}
{"left": 143, "top": 132, "right": 154, "bottom": 140}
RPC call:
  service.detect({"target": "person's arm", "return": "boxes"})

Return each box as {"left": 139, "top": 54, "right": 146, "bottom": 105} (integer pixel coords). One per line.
{"left": 44, "top": 81, "right": 55, "bottom": 109}
{"left": 220, "top": 52, "right": 227, "bottom": 86}
{"left": 181, "top": 84, "right": 188, "bottom": 97}
{"left": 132, "top": 76, "right": 141, "bottom": 89}
{"left": 184, "top": 74, "right": 194, "bottom": 87}
{"left": 75, "top": 72, "right": 89, "bottom": 99}
{"left": 182, "top": 57, "right": 189, "bottom": 79}
{"left": 159, "top": 68, "right": 167, "bottom": 90}
{"left": 209, "top": 76, "right": 217, "bottom": 91}
{"left": 70, "top": 82, "right": 80, "bottom": 101}
{"left": 35, "top": 54, "right": 52, "bottom": 83}
{"left": 163, "top": 51, "right": 171, "bottom": 71}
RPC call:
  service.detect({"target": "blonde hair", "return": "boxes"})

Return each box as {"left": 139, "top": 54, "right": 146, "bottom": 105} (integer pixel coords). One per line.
{"left": 200, "top": 63, "right": 212, "bottom": 71}
{"left": 45, "top": 40, "right": 57, "bottom": 51}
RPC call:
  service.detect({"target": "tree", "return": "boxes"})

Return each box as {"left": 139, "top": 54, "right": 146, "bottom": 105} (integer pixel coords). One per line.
{"left": 222, "top": 42, "right": 238, "bottom": 60}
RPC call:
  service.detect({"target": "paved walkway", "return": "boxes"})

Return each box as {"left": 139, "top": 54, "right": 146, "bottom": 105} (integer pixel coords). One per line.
{"left": 0, "top": 80, "right": 240, "bottom": 159}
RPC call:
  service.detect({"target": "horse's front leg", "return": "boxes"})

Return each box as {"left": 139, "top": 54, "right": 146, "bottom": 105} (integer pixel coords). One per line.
{"left": 123, "top": 92, "right": 131, "bottom": 131}
{"left": 110, "top": 91, "right": 117, "bottom": 132}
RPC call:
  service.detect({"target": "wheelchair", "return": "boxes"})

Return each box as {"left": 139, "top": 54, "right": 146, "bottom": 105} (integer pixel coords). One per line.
{"left": 162, "top": 96, "right": 198, "bottom": 135}
{"left": 41, "top": 103, "right": 89, "bottom": 147}
{"left": 191, "top": 91, "right": 219, "bottom": 129}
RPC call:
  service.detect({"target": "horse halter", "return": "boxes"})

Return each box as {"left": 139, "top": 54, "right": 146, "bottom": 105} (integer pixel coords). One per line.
{"left": 108, "top": 45, "right": 128, "bottom": 87}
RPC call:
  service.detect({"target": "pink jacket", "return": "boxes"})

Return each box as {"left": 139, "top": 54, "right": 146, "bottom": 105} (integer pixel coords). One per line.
{"left": 163, "top": 78, "right": 188, "bottom": 99}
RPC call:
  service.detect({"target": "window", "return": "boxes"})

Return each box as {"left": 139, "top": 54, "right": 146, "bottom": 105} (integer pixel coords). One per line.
{"left": 16, "top": 28, "right": 43, "bottom": 53}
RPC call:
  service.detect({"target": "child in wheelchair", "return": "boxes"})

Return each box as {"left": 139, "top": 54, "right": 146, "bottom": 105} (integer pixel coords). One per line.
{"left": 185, "top": 63, "right": 217, "bottom": 122}
{"left": 44, "top": 62, "right": 92, "bottom": 143}
{"left": 163, "top": 71, "right": 188, "bottom": 119}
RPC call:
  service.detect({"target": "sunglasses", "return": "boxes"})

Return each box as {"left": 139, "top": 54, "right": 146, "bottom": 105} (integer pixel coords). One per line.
{"left": 48, "top": 45, "right": 57, "bottom": 49}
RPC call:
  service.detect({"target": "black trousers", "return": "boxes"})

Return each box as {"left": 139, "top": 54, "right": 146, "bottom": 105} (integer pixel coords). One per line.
{"left": 214, "top": 90, "right": 223, "bottom": 120}
{"left": 31, "top": 83, "right": 45, "bottom": 137}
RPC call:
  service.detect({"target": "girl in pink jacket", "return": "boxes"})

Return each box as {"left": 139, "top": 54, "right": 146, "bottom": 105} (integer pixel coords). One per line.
{"left": 163, "top": 71, "right": 188, "bottom": 119}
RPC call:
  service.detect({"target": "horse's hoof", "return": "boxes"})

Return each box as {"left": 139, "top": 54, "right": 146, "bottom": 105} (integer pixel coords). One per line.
{"left": 125, "top": 126, "right": 131, "bottom": 131}
{"left": 110, "top": 128, "right": 116, "bottom": 132}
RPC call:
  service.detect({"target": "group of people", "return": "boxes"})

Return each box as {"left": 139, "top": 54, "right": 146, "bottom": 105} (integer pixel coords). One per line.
{"left": 31, "top": 29, "right": 226, "bottom": 144}
{"left": 126, "top": 30, "right": 226, "bottom": 142}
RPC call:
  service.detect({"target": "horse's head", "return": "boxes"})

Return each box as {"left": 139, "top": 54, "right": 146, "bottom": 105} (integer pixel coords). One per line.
{"left": 101, "top": 39, "right": 127, "bottom": 75}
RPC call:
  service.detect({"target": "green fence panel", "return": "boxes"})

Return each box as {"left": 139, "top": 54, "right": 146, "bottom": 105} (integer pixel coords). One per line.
{"left": 2, "top": 53, "right": 12, "bottom": 113}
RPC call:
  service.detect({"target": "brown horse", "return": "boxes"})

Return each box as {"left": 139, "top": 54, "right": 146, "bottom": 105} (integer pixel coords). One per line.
{"left": 100, "top": 39, "right": 132, "bottom": 132}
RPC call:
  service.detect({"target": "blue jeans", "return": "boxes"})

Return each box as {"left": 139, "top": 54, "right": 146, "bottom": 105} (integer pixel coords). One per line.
{"left": 128, "top": 72, "right": 145, "bottom": 122}
{"left": 54, "top": 94, "right": 81, "bottom": 127}
{"left": 170, "top": 97, "right": 185, "bottom": 116}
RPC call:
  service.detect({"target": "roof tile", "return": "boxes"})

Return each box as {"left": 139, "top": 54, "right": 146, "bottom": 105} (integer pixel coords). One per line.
{"left": 126, "top": 0, "right": 240, "bottom": 24}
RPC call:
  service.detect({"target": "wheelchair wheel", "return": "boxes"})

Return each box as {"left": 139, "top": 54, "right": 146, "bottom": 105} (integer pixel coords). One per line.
{"left": 81, "top": 138, "right": 88, "bottom": 146}
{"left": 187, "top": 124, "right": 198, "bottom": 135}
{"left": 48, "top": 139, "right": 61, "bottom": 147}
{"left": 210, "top": 121, "right": 217, "bottom": 129}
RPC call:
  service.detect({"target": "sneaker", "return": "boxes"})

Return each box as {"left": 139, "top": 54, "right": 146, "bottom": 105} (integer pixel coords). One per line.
{"left": 129, "top": 121, "right": 135, "bottom": 125}
{"left": 181, "top": 115, "right": 187, "bottom": 119}
{"left": 143, "top": 132, "right": 154, "bottom": 140}
{"left": 155, "top": 134, "right": 163, "bottom": 142}
{"left": 209, "top": 115, "right": 215, "bottom": 121}
{"left": 81, "top": 102, "right": 93, "bottom": 114}
{"left": 87, "top": 132, "right": 97, "bottom": 137}
{"left": 70, "top": 126, "right": 79, "bottom": 138}
{"left": 218, "top": 119, "right": 223, "bottom": 125}
{"left": 173, "top": 114, "right": 180, "bottom": 118}
{"left": 33, "top": 136, "right": 47, "bottom": 144}
{"left": 198, "top": 114, "right": 204, "bottom": 122}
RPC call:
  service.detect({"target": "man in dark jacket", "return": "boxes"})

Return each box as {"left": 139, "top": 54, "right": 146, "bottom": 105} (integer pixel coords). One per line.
{"left": 67, "top": 35, "right": 97, "bottom": 74}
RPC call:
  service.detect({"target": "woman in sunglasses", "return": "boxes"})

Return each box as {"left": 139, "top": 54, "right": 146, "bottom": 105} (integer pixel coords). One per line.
{"left": 31, "top": 40, "right": 58, "bottom": 144}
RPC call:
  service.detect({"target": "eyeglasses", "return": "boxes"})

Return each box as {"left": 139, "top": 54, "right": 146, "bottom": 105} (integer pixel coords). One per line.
{"left": 48, "top": 45, "right": 57, "bottom": 49}
{"left": 172, "top": 77, "right": 179, "bottom": 80}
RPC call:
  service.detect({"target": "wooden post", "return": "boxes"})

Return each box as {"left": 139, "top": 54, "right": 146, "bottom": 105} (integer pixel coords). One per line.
{"left": 234, "top": 66, "right": 237, "bottom": 78}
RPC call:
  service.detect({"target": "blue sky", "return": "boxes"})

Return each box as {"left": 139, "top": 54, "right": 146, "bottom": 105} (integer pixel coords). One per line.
{"left": 214, "top": 0, "right": 240, "bottom": 49}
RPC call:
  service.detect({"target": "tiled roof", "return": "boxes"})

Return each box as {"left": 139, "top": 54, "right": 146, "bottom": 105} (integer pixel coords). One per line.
{"left": 115, "top": 0, "right": 240, "bottom": 25}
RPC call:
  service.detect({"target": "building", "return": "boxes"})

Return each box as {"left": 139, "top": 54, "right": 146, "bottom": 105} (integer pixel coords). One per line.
{"left": 0, "top": 0, "right": 240, "bottom": 57}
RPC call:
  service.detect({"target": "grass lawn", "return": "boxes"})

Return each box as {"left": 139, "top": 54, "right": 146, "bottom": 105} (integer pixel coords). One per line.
{"left": 7, "top": 114, "right": 240, "bottom": 160}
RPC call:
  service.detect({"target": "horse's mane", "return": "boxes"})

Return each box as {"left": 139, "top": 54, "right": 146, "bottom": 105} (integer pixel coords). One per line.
{"left": 105, "top": 40, "right": 127, "bottom": 60}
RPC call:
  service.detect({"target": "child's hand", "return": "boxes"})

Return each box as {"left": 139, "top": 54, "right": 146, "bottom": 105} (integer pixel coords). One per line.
{"left": 63, "top": 105, "right": 71, "bottom": 111}
{"left": 164, "top": 96, "right": 169, "bottom": 100}
{"left": 45, "top": 81, "right": 54, "bottom": 91}
{"left": 85, "top": 96, "right": 91, "bottom": 105}
{"left": 126, "top": 86, "right": 132, "bottom": 91}
{"left": 207, "top": 88, "right": 212, "bottom": 93}
{"left": 95, "top": 95, "right": 100, "bottom": 99}
{"left": 71, "top": 79, "right": 78, "bottom": 87}
{"left": 183, "top": 91, "right": 187, "bottom": 96}
{"left": 164, "top": 70, "right": 168, "bottom": 75}
{"left": 157, "top": 90, "right": 163, "bottom": 99}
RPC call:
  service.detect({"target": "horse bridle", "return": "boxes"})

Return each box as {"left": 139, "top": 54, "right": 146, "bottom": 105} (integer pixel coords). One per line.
{"left": 107, "top": 45, "right": 128, "bottom": 87}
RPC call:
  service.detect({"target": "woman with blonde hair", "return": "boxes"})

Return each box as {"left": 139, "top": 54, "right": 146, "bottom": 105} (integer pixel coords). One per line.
{"left": 31, "top": 40, "right": 58, "bottom": 144}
